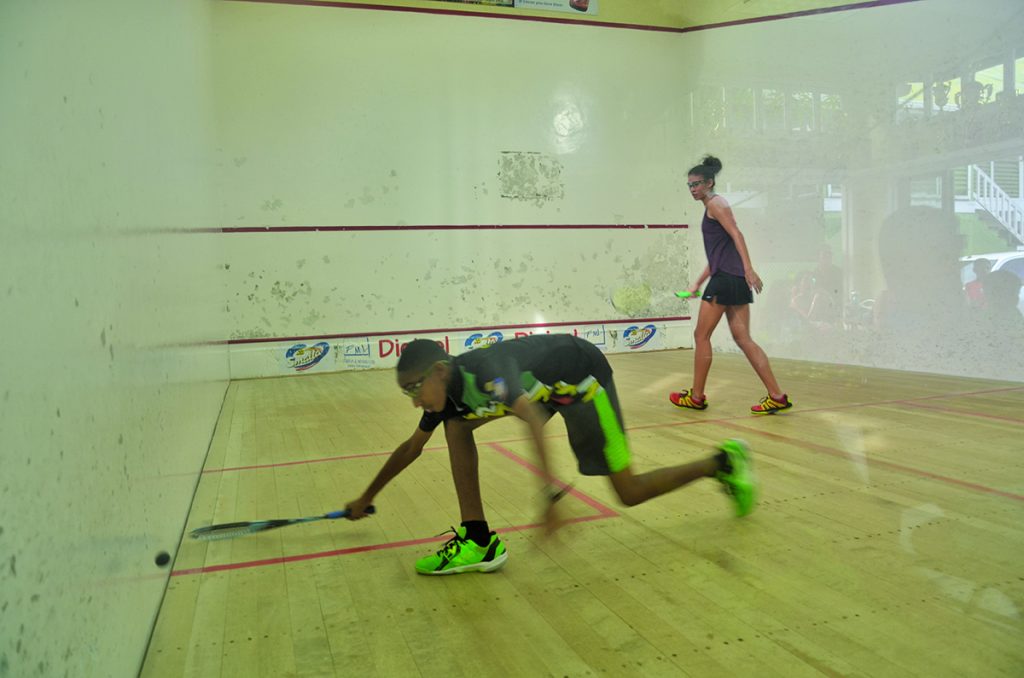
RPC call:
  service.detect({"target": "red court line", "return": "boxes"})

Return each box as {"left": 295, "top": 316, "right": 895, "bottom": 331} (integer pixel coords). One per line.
{"left": 171, "top": 512, "right": 611, "bottom": 577}
{"left": 579, "top": 385, "right": 1024, "bottom": 436}
{"left": 888, "top": 400, "right": 1024, "bottom": 425}
{"left": 203, "top": 449, "right": 402, "bottom": 474}
{"left": 717, "top": 421, "right": 1024, "bottom": 503}
{"left": 176, "top": 442, "right": 618, "bottom": 577}
{"left": 636, "top": 385, "right": 1024, "bottom": 430}
{"left": 224, "top": 0, "right": 922, "bottom": 35}
{"left": 222, "top": 224, "right": 687, "bottom": 233}
{"left": 196, "top": 385, "right": 1024, "bottom": 474}
{"left": 487, "top": 442, "right": 619, "bottom": 518}
{"left": 176, "top": 386, "right": 1021, "bottom": 575}
{"left": 720, "top": 385, "right": 1024, "bottom": 421}
{"left": 229, "top": 315, "right": 690, "bottom": 345}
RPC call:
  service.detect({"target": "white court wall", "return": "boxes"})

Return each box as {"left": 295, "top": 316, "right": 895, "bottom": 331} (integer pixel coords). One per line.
{"left": 213, "top": 2, "right": 697, "bottom": 378}
{"left": 216, "top": 0, "right": 1024, "bottom": 383}
{"left": 0, "top": 1, "right": 229, "bottom": 676}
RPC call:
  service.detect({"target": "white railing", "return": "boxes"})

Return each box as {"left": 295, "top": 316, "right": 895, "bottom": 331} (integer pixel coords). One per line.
{"left": 968, "top": 164, "right": 1024, "bottom": 246}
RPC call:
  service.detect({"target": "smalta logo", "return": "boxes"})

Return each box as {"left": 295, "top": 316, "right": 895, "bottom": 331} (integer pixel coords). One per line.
{"left": 285, "top": 342, "right": 330, "bottom": 371}
{"left": 465, "top": 332, "right": 503, "bottom": 350}
{"left": 623, "top": 325, "right": 656, "bottom": 349}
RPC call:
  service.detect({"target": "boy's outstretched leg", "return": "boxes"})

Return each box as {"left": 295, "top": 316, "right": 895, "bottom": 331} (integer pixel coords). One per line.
{"left": 608, "top": 457, "right": 718, "bottom": 506}
{"left": 606, "top": 439, "right": 757, "bottom": 516}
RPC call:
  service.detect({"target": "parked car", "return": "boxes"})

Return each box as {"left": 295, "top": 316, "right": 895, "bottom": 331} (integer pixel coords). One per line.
{"left": 960, "top": 250, "right": 1024, "bottom": 315}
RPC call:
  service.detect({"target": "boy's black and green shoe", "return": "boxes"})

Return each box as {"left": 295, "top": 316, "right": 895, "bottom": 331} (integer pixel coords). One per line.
{"left": 415, "top": 527, "right": 508, "bottom": 575}
{"left": 715, "top": 438, "right": 757, "bottom": 517}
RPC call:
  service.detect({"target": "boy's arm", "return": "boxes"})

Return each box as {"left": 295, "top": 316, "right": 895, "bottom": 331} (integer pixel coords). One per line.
{"left": 345, "top": 426, "right": 433, "bottom": 518}
{"left": 510, "top": 395, "right": 563, "bottom": 534}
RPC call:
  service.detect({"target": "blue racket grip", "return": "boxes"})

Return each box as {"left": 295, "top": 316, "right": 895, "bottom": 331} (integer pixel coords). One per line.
{"left": 326, "top": 505, "right": 376, "bottom": 519}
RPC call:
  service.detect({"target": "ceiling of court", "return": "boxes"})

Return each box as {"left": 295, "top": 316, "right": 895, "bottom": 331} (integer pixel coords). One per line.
{"left": 628, "top": 0, "right": 885, "bottom": 29}
{"left": 314, "top": 1, "right": 1023, "bottom": 85}
{"left": 331, "top": 0, "right": 873, "bottom": 29}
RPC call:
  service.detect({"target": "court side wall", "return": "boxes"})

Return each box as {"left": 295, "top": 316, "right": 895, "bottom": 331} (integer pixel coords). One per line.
{"left": 0, "top": 2, "right": 229, "bottom": 676}
{"left": 679, "top": 0, "right": 1024, "bottom": 382}
{"left": 212, "top": 1, "right": 697, "bottom": 378}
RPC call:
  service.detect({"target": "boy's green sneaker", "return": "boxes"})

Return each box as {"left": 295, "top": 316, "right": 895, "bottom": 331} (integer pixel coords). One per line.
{"left": 415, "top": 527, "right": 508, "bottom": 575}
{"left": 715, "top": 439, "right": 757, "bottom": 517}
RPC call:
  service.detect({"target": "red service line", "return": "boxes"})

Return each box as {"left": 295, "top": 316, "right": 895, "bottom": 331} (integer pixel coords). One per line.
{"left": 196, "top": 385, "right": 1024, "bottom": 475}
{"left": 889, "top": 399, "right": 1024, "bottom": 425}
{"left": 202, "top": 449, "right": 403, "bottom": 474}
{"left": 222, "top": 223, "right": 687, "bottom": 233}
{"left": 717, "top": 421, "right": 1024, "bottom": 503}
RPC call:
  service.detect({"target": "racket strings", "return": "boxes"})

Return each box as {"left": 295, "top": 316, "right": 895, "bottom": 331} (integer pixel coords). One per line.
{"left": 186, "top": 507, "right": 369, "bottom": 542}
{"left": 190, "top": 524, "right": 265, "bottom": 541}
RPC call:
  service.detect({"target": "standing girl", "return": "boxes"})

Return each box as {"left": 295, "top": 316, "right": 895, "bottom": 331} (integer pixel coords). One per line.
{"left": 670, "top": 155, "right": 793, "bottom": 414}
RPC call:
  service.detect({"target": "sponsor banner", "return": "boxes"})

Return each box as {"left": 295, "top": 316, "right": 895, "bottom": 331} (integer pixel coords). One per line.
{"left": 229, "top": 319, "right": 685, "bottom": 379}
{"left": 435, "top": 0, "right": 513, "bottom": 6}
{"left": 515, "top": 0, "right": 597, "bottom": 15}
{"left": 338, "top": 338, "right": 376, "bottom": 370}
{"left": 464, "top": 331, "right": 504, "bottom": 351}
{"left": 281, "top": 341, "right": 332, "bottom": 372}
{"left": 621, "top": 323, "right": 658, "bottom": 350}
{"left": 433, "top": 0, "right": 596, "bottom": 14}
{"left": 336, "top": 324, "right": 625, "bottom": 372}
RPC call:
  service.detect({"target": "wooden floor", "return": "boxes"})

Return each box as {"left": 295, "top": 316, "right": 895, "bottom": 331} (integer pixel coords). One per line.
{"left": 141, "top": 350, "right": 1024, "bottom": 677}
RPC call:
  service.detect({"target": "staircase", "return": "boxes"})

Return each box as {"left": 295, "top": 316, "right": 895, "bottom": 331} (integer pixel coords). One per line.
{"left": 968, "top": 163, "right": 1024, "bottom": 246}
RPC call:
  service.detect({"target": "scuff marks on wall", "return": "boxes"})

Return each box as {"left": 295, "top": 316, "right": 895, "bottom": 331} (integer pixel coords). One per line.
{"left": 498, "top": 151, "right": 564, "bottom": 206}
{"left": 343, "top": 169, "right": 401, "bottom": 209}
{"left": 225, "top": 230, "right": 690, "bottom": 341}
{"left": 259, "top": 197, "right": 288, "bottom": 225}
{"left": 230, "top": 269, "right": 318, "bottom": 338}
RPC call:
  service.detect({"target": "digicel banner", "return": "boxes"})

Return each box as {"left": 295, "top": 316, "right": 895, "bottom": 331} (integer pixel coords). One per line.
{"left": 433, "top": 0, "right": 598, "bottom": 15}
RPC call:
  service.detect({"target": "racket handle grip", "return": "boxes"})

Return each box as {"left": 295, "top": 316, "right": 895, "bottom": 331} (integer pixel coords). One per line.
{"left": 326, "top": 505, "right": 376, "bottom": 519}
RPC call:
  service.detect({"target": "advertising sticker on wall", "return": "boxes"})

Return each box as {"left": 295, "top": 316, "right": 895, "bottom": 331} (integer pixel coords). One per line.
{"left": 231, "top": 318, "right": 686, "bottom": 380}
{"left": 622, "top": 324, "right": 658, "bottom": 350}
{"left": 434, "top": 0, "right": 513, "bottom": 6}
{"left": 515, "top": 0, "right": 597, "bottom": 15}
{"left": 464, "top": 331, "right": 504, "bottom": 351}
{"left": 433, "top": 0, "right": 596, "bottom": 15}
{"left": 338, "top": 339, "right": 376, "bottom": 370}
{"left": 283, "top": 342, "right": 331, "bottom": 371}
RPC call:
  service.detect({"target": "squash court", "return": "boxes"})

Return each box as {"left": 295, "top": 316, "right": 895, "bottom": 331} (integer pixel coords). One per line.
{"left": 141, "top": 351, "right": 1024, "bottom": 677}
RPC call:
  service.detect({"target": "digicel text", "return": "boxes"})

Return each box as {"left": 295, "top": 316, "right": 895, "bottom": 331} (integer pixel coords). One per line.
{"left": 378, "top": 336, "right": 450, "bottom": 358}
